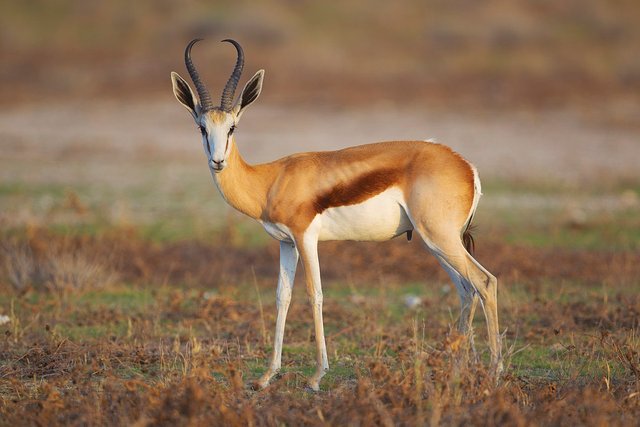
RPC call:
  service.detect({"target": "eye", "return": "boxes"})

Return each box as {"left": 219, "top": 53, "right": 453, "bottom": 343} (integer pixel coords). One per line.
{"left": 228, "top": 125, "right": 236, "bottom": 136}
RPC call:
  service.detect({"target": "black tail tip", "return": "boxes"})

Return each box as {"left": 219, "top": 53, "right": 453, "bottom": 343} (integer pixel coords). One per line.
{"left": 463, "top": 225, "right": 476, "bottom": 255}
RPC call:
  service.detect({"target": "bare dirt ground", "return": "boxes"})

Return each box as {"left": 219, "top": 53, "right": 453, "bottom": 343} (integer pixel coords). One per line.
{"left": 1, "top": 100, "right": 638, "bottom": 186}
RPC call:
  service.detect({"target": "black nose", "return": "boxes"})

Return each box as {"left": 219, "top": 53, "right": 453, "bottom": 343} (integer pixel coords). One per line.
{"left": 212, "top": 159, "right": 222, "bottom": 165}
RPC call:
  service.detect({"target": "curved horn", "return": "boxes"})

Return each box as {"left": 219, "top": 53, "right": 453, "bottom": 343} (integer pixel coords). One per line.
{"left": 220, "top": 39, "right": 244, "bottom": 112}
{"left": 184, "top": 38, "right": 214, "bottom": 112}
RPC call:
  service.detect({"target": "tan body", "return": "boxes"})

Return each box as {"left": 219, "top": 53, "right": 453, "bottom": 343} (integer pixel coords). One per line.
{"left": 216, "top": 139, "right": 474, "bottom": 241}
{"left": 171, "top": 39, "right": 501, "bottom": 391}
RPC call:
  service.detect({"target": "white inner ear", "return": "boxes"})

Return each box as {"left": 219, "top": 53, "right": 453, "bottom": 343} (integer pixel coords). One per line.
{"left": 171, "top": 72, "right": 199, "bottom": 119}
{"left": 237, "top": 70, "right": 264, "bottom": 116}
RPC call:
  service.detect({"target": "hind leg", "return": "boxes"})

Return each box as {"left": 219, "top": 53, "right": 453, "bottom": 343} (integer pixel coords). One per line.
{"left": 461, "top": 290, "right": 480, "bottom": 360}
{"left": 416, "top": 225, "right": 502, "bottom": 373}
{"left": 439, "top": 260, "right": 480, "bottom": 360}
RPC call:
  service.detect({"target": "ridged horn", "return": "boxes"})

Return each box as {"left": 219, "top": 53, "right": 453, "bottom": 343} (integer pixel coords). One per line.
{"left": 184, "top": 38, "right": 214, "bottom": 112}
{"left": 220, "top": 39, "right": 244, "bottom": 112}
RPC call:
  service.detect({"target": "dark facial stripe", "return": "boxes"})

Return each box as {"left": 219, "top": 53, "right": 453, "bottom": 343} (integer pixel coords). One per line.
{"left": 204, "top": 136, "right": 211, "bottom": 157}
{"left": 313, "top": 168, "right": 402, "bottom": 214}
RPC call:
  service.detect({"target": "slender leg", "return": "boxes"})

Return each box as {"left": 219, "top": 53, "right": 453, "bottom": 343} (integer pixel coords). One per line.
{"left": 417, "top": 228, "right": 502, "bottom": 374}
{"left": 438, "top": 258, "right": 479, "bottom": 361}
{"left": 448, "top": 250, "right": 501, "bottom": 372}
{"left": 296, "top": 232, "right": 329, "bottom": 391}
{"left": 460, "top": 289, "right": 480, "bottom": 360}
{"left": 256, "top": 240, "right": 299, "bottom": 389}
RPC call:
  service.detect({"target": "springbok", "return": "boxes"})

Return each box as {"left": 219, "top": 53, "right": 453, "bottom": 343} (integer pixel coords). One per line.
{"left": 171, "top": 39, "right": 502, "bottom": 391}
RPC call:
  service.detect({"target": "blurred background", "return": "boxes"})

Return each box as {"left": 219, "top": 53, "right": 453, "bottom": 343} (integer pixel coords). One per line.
{"left": 0, "top": 0, "right": 639, "bottom": 245}
{"left": 2, "top": 0, "right": 640, "bottom": 112}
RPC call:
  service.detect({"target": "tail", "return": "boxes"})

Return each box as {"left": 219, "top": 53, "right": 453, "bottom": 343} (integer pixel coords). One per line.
{"left": 462, "top": 163, "right": 482, "bottom": 256}
{"left": 462, "top": 222, "right": 476, "bottom": 256}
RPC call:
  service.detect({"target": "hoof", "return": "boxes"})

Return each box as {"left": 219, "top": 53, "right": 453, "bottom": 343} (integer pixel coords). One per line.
{"left": 307, "top": 375, "right": 324, "bottom": 392}
{"left": 491, "top": 359, "right": 505, "bottom": 384}
{"left": 306, "top": 383, "right": 321, "bottom": 392}
{"left": 254, "top": 371, "right": 277, "bottom": 390}
{"left": 251, "top": 380, "right": 268, "bottom": 391}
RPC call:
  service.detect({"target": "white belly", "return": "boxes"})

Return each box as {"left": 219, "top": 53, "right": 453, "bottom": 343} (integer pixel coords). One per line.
{"left": 314, "top": 187, "right": 413, "bottom": 241}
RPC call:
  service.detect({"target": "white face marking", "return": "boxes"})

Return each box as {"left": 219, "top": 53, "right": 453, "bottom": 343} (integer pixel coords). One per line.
{"left": 311, "top": 187, "right": 413, "bottom": 242}
{"left": 198, "top": 112, "right": 236, "bottom": 173}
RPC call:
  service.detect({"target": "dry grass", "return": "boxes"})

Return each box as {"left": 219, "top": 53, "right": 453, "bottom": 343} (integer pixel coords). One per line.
{"left": 1, "top": 234, "right": 117, "bottom": 296}
{"left": 0, "top": 229, "right": 639, "bottom": 425}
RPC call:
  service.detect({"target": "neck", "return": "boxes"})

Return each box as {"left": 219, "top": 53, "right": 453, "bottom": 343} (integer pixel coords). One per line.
{"left": 212, "top": 140, "right": 274, "bottom": 220}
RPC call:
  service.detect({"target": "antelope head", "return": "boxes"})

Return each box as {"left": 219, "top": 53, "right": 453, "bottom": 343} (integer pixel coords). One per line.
{"left": 171, "top": 39, "right": 264, "bottom": 172}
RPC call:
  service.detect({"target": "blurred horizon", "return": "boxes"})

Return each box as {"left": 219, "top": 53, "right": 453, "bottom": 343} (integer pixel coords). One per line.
{"left": 1, "top": 0, "right": 639, "bottom": 123}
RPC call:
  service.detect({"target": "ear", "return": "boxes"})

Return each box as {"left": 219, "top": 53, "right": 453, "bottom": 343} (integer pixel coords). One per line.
{"left": 235, "top": 70, "right": 264, "bottom": 117}
{"left": 171, "top": 72, "right": 198, "bottom": 118}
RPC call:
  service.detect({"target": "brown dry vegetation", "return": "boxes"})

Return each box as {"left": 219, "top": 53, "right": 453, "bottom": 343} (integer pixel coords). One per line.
{"left": 1, "top": 228, "right": 639, "bottom": 426}
{"left": 2, "top": 0, "right": 640, "bottom": 425}
{"left": 2, "top": 0, "right": 640, "bottom": 121}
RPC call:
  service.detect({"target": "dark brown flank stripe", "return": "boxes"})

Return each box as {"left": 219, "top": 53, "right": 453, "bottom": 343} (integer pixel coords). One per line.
{"left": 313, "top": 168, "right": 402, "bottom": 214}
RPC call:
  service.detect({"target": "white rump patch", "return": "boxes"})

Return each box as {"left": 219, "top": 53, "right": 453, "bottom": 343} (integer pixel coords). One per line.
{"left": 463, "top": 162, "right": 482, "bottom": 228}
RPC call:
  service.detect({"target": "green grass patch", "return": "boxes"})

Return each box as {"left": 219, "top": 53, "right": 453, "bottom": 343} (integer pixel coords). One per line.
{"left": 506, "top": 221, "right": 640, "bottom": 251}
{"left": 53, "top": 321, "right": 128, "bottom": 341}
{"left": 78, "top": 287, "right": 157, "bottom": 312}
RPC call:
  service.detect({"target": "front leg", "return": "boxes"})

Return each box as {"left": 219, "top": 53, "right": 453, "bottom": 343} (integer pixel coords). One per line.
{"left": 296, "top": 232, "right": 329, "bottom": 391}
{"left": 256, "top": 240, "right": 299, "bottom": 389}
